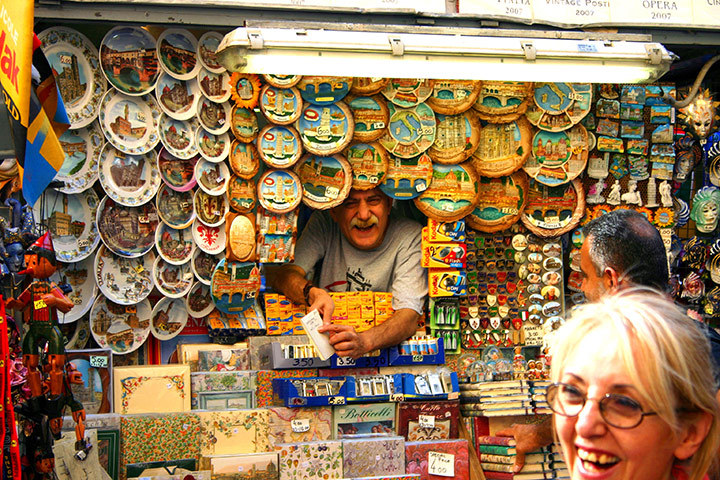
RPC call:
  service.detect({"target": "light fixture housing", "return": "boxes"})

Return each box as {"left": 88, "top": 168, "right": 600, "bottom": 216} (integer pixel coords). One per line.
{"left": 217, "top": 27, "right": 675, "bottom": 84}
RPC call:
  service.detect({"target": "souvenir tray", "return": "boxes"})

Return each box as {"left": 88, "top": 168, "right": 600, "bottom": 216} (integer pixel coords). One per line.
{"left": 211, "top": 259, "right": 261, "bottom": 314}
{"left": 52, "top": 257, "right": 98, "bottom": 324}
{"left": 39, "top": 27, "right": 107, "bottom": 129}
{"left": 297, "top": 76, "right": 352, "bottom": 105}
{"left": 195, "top": 127, "right": 230, "bottom": 162}
{"left": 55, "top": 122, "right": 102, "bottom": 193}
{"left": 472, "top": 81, "right": 533, "bottom": 123}
{"left": 197, "top": 96, "right": 231, "bottom": 135}
{"left": 156, "top": 29, "right": 200, "bottom": 81}
{"left": 94, "top": 244, "right": 154, "bottom": 304}
{"left": 153, "top": 256, "right": 194, "bottom": 298}
{"left": 523, "top": 124, "right": 589, "bottom": 186}
{"left": 382, "top": 79, "right": 434, "bottom": 107}
{"left": 33, "top": 189, "right": 101, "bottom": 263}
{"left": 194, "top": 190, "right": 229, "bottom": 227}
{"left": 150, "top": 296, "right": 189, "bottom": 340}
{"left": 158, "top": 114, "right": 199, "bottom": 159}
{"left": 294, "top": 153, "right": 352, "bottom": 210}
{"left": 197, "top": 32, "right": 225, "bottom": 73}
{"left": 470, "top": 117, "right": 532, "bottom": 178}
{"left": 61, "top": 315, "right": 90, "bottom": 350}
{"left": 228, "top": 176, "right": 256, "bottom": 213}
{"left": 296, "top": 101, "right": 354, "bottom": 155}
{"left": 99, "top": 26, "right": 159, "bottom": 96}
{"left": 226, "top": 213, "right": 256, "bottom": 262}
{"left": 195, "top": 158, "right": 229, "bottom": 195}
{"left": 345, "top": 141, "right": 389, "bottom": 190}
{"left": 90, "top": 296, "right": 151, "bottom": 355}
{"left": 191, "top": 249, "right": 223, "bottom": 284}
{"left": 230, "top": 73, "right": 261, "bottom": 108}
{"left": 155, "top": 72, "right": 200, "bottom": 121}
{"left": 230, "top": 105, "right": 259, "bottom": 143}
{"left": 98, "top": 144, "right": 160, "bottom": 206}
{"left": 426, "top": 80, "right": 481, "bottom": 115}
{"left": 379, "top": 153, "right": 433, "bottom": 199}
{"left": 257, "top": 125, "right": 303, "bottom": 169}
{"left": 156, "top": 184, "right": 195, "bottom": 229}
{"left": 526, "top": 83, "right": 592, "bottom": 132}
{"left": 346, "top": 95, "right": 389, "bottom": 142}
{"left": 229, "top": 141, "right": 260, "bottom": 179}
{"left": 428, "top": 111, "right": 481, "bottom": 164}
{"left": 96, "top": 196, "right": 159, "bottom": 258}
{"left": 98, "top": 90, "right": 161, "bottom": 155}
{"left": 197, "top": 68, "right": 231, "bottom": 103}
{"left": 379, "top": 102, "right": 436, "bottom": 158}
{"left": 521, "top": 178, "right": 585, "bottom": 238}
{"left": 155, "top": 223, "right": 194, "bottom": 265}
{"left": 466, "top": 171, "right": 530, "bottom": 233}
{"left": 186, "top": 282, "right": 215, "bottom": 318}
{"left": 351, "top": 77, "right": 390, "bottom": 96}
{"left": 157, "top": 148, "right": 197, "bottom": 191}
{"left": 414, "top": 162, "right": 480, "bottom": 222}
{"left": 257, "top": 169, "right": 303, "bottom": 214}
{"left": 259, "top": 85, "right": 303, "bottom": 125}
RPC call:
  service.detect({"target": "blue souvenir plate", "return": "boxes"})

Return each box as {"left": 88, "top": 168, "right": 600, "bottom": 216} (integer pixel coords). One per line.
{"left": 379, "top": 102, "right": 436, "bottom": 158}
{"left": 98, "top": 90, "right": 161, "bottom": 154}
{"left": 294, "top": 153, "right": 352, "bottom": 210}
{"left": 55, "top": 121, "right": 103, "bottom": 194}
{"left": 156, "top": 28, "right": 200, "bottom": 81}
{"left": 260, "top": 85, "right": 302, "bottom": 125}
{"left": 153, "top": 256, "right": 194, "bottom": 298}
{"left": 379, "top": 153, "right": 433, "bottom": 200}
{"left": 382, "top": 78, "right": 434, "bottom": 107}
{"left": 157, "top": 148, "right": 198, "bottom": 192}
{"left": 90, "top": 296, "right": 151, "bottom": 355}
{"left": 51, "top": 257, "right": 98, "bottom": 324}
{"left": 197, "top": 32, "right": 225, "bottom": 74}
{"left": 297, "top": 76, "right": 351, "bottom": 105}
{"left": 155, "top": 222, "right": 195, "bottom": 266}
{"left": 263, "top": 74, "right": 301, "bottom": 88}
{"left": 98, "top": 143, "right": 160, "bottom": 206}
{"left": 156, "top": 184, "right": 195, "bottom": 229}
{"left": 230, "top": 105, "right": 259, "bottom": 143}
{"left": 524, "top": 124, "right": 588, "bottom": 186}
{"left": 346, "top": 94, "right": 389, "bottom": 142}
{"left": 158, "top": 114, "right": 199, "bottom": 160}
{"left": 295, "top": 101, "right": 354, "bottom": 156}
{"left": 257, "top": 169, "right": 303, "bottom": 214}
{"left": 257, "top": 125, "right": 302, "bottom": 168}
{"left": 150, "top": 296, "right": 189, "bottom": 341}
{"left": 100, "top": 26, "right": 159, "bottom": 96}
{"left": 211, "top": 259, "right": 261, "bottom": 314}
{"left": 96, "top": 195, "right": 159, "bottom": 258}
{"left": 94, "top": 244, "right": 154, "bottom": 305}
{"left": 155, "top": 72, "right": 200, "bottom": 121}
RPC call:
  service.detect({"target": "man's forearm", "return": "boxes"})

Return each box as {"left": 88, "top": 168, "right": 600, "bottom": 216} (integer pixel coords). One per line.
{"left": 358, "top": 308, "right": 420, "bottom": 352}
{"left": 265, "top": 265, "right": 310, "bottom": 306}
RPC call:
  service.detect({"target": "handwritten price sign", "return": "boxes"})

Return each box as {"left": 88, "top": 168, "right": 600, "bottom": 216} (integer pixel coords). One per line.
{"left": 428, "top": 451, "right": 454, "bottom": 477}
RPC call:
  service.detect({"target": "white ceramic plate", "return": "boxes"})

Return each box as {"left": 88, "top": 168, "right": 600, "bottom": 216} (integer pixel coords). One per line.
{"left": 193, "top": 190, "right": 228, "bottom": 227}
{"left": 98, "top": 90, "right": 161, "bottom": 154}
{"left": 185, "top": 282, "right": 216, "bottom": 317}
{"left": 157, "top": 148, "right": 198, "bottom": 192}
{"left": 196, "top": 96, "right": 231, "bottom": 134}
{"left": 195, "top": 127, "right": 230, "bottom": 162}
{"left": 158, "top": 114, "right": 199, "bottom": 159}
{"left": 96, "top": 196, "right": 159, "bottom": 258}
{"left": 156, "top": 184, "right": 195, "bottom": 229}
{"left": 155, "top": 71, "right": 201, "bottom": 121}
{"left": 191, "top": 218, "right": 226, "bottom": 255}
{"left": 197, "top": 32, "right": 226, "bottom": 74}
{"left": 194, "top": 158, "right": 229, "bottom": 195}
{"left": 55, "top": 122, "right": 103, "bottom": 193}
{"left": 90, "top": 295, "right": 151, "bottom": 355}
{"left": 98, "top": 143, "right": 160, "bottom": 206}
{"left": 155, "top": 222, "right": 195, "bottom": 265}
{"left": 51, "top": 257, "right": 98, "bottom": 324}
{"left": 156, "top": 28, "right": 200, "bottom": 81}
{"left": 196, "top": 68, "right": 231, "bottom": 103}
{"left": 152, "top": 256, "right": 194, "bottom": 298}
{"left": 94, "top": 244, "right": 155, "bottom": 304}
{"left": 150, "top": 296, "right": 189, "bottom": 340}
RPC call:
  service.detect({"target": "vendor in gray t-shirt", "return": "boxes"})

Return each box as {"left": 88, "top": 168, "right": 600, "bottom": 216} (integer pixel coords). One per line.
{"left": 268, "top": 187, "right": 427, "bottom": 359}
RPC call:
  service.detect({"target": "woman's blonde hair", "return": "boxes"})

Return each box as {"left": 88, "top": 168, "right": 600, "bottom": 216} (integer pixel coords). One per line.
{"left": 550, "top": 288, "right": 720, "bottom": 480}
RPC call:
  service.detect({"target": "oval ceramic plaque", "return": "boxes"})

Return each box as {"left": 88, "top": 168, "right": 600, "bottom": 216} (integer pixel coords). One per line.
{"left": 192, "top": 219, "right": 226, "bottom": 255}
{"left": 52, "top": 257, "right": 98, "bottom": 324}
{"left": 257, "top": 125, "right": 303, "bottom": 168}
{"left": 155, "top": 72, "right": 200, "bottom": 121}
{"left": 156, "top": 29, "right": 200, "bottom": 80}
{"left": 96, "top": 196, "right": 159, "bottom": 258}
{"left": 197, "top": 68, "right": 231, "bottom": 103}
{"left": 260, "top": 85, "right": 302, "bottom": 125}
{"left": 194, "top": 190, "right": 229, "bottom": 227}
{"left": 195, "top": 158, "right": 230, "bottom": 195}
{"left": 257, "top": 169, "right": 303, "bottom": 214}
{"left": 98, "top": 144, "right": 160, "bottom": 206}
{"left": 524, "top": 124, "right": 589, "bottom": 186}
{"left": 473, "top": 81, "right": 533, "bottom": 123}
{"left": 211, "top": 259, "right": 261, "bottom": 313}
{"left": 344, "top": 141, "right": 389, "bottom": 190}
{"left": 157, "top": 149, "right": 197, "bottom": 192}
{"left": 99, "top": 90, "right": 161, "bottom": 155}
{"left": 296, "top": 101, "right": 354, "bottom": 156}
{"left": 155, "top": 223, "right": 194, "bottom": 265}
{"left": 191, "top": 249, "right": 223, "bottom": 284}
{"left": 470, "top": 117, "right": 532, "bottom": 178}
{"left": 153, "top": 256, "right": 194, "bottom": 298}
{"left": 156, "top": 184, "right": 195, "bottom": 229}
{"left": 294, "top": 153, "right": 352, "bottom": 210}
{"left": 195, "top": 127, "right": 230, "bottom": 162}
{"left": 379, "top": 102, "right": 436, "bottom": 158}
{"left": 382, "top": 78, "right": 434, "bottom": 107}
{"left": 196, "top": 95, "right": 231, "bottom": 135}
{"left": 346, "top": 95, "right": 389, "bottom": 143}
{"left": 227, "top": 214, "right": 256, "bottom": 262}
{"left": 263, "top": 74, "right": 301, "bottom": 88}
{"left": 186, "top": 282, "right": 215, "bottom": 318}
{"left": 351, "top": 77, "right": 390, "bottom": 96}
{"left": 297, "top": 76, "right": 352, "bottom": 105}
{"left": 526, "top": 83, "right": 592, "bottom": 132}
{"left": 197, "top": 31, "right": 225, "bottom": 73}
{"left": 94, "top": 245, "right": 154, "bottom": 304}
{"left": 521, "top": 178, "right": 585, "bottom": 238}
{"left": 379, "top": 153, "right": 433, "bottom": 199}
{"left": 228, "top": 176, "right": 256, "bottom": 213}
{"left": 230, "top": 105, "right": 259, "bottom": 143}
{"left": 428, "top": 110, "right": 481, "bottom": 165}
{"left": 90, "top": 296, "right": 151, "bottom": 355}
{"left": 426, "top": 79, "right": 481, "bottom": 115}
{"left": 229, "top": 141, "right": 260, "bottom": 179}
{"left": 150, "top": 296, "right": 189, "bottom": 340}
{"left": 414, "top": 162, "right": 479, "bottom": 222}
{"left": 466, "top": 171, "right": 529, "bottom": 233}
{"left": 158, "top": 115, "right": 199, "bottom": 159}
{"left": 100, "top": 26, "right": 159, "bottom": 96}
{"left": 55, "top": 122, "right": 103, "bottom": 194}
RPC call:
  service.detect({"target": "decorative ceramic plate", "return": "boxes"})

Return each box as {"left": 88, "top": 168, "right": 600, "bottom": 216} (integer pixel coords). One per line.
{"left": 197, "top": 96, "right": 231, "bottom": 135}
{"left": 98, "top": 90, "right": 161, "bottom": 154}
{"left": 379, "top": 153, "right": 433, "bottom": 199}
{"left": 153, "top": 256, "right": 194, "bottom": 298}
{"left": 414, "top": 162, "right": 479, "bottom": 222}
{"left": 155, "top": 222, "right": 194, "bottom": 265}
{"left": 33, "top": 189, "right": 101, "bottom": 263}
{"left": 158, "top": 114, "right": 199, "bottom": 159}
{"left": 426, "top": 80, "right": 481, "bottom": 115}
{"left": 351, "top": 77, "right": 390, "bottom": 95}
{"left": 228, "top": 176, "right": 256, "bottom": 213}
{"left": 154, "top": 72, "right": 200, "bottom": 121}
{"left": 263, "top": 74, "right": 301, "bottom": 88}
{"left": 379, "top": 102, "right": 436, "bottom": 158}
{"left": 195, "top": 127, "right": 230, "bottom": 162}
{"left": 297, "top": 76, "right": 352, "bottom": 105}
{"left": 39, "top": 27, "right": 107, "bottom": 129}
{"left": 260, "top": 85, "right": 303, "bottom": 125}
{"left": 473, "top": 81, "right": 533, "bottom": 123}
{"left": 197, "top": 68, "right": 231, "bottom": 103}
{"left": 470, "top": 117, "right": 532, "bottom": 178}
{"left": 55, "top": 121, "right": 102, "bottom": 193}
{"left": 524, "top": 124, "right": 589, "bottom": 186}
{"left": 195, "top": 158, "right": 230, "bottom": 195}
{"left": 191, "top": 249, "right": 223, "bottom": 284}
{"left": 521, "top": 178, "right": 585, "bottom": 238}
{"left": 61, "top": 315, "right": 90, "bottom": 350}
{"left": 229, "top": 141, "right": 260, "bottom": 179}
{"left": 526, "top": 83, "right": 592, "bottom": 132}
{"left": 257, "top": 169, "right": 303, "bottom": 214}
{"left": 186, "top": 282, "right": 215, "bottom": 317}
{"left": 346, "top": 95, "right": 389, "bottom": 143}
{"left": 344, "top": 141, "right": 389, "bottom": 190}
{"left": 230, "top": 73, "right": 261, "bottom": 108}
{"left": 100, "top": 26, "right": 159, "bottom": 96}
{"left": 156, "top": 184, "right": 195, "bottom": 229}
{"left": 98, "top": 144, "right": 160, "bottom": 206}
{"left": 96, "top": 196, "right": 159, "bottom": 258}
{"left": 211, "top": 259, "right": 261, "bottom": 314}
{"left": 94, "top": 244, "right": 154, "bottom": 304}
{"left": 194, "top": 190, "right": 229, "bottom": 227}
{"left": 428, "top": 111, "right": 482, "bottom": 164}
{"left": 156, "top": 29, "right": 200, "bottom": 80}
{"left": 90, "top": 295, "right": 151, "bottom": 355}
{"left": 157, "top": 148, "right": 198, "bottom": 191}
{"left": 52, "top": 257, "right": 98, "bottom": 324}
{"left": 230, "top": 105, "right": 259, "bottom": 143}
{"left": 294, "top": 153, "right": 352, "bottom": 210}
{"left": 466, "top": 171, "right": 529, "bottom": 233}
{"left": 197, "top": 32, "right": 226, "bottom": 73}
{"left": 150, "top": 297, "right": 189, "bottom": 340}
{"left": 382, "top": 79, "right": 434, "bottom": 107}
{"left": 296, "top": 101, "right": 354, "bottom": 156}
{"left": 257, "top": 125, "right": 303, "bottom": 168}
{"left": 192, "top": 219, "right": 226, "bottom": 255}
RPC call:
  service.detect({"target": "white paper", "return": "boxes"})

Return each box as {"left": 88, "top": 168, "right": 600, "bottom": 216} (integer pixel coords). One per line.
{"left": 301, "top": 309, "right": 335, "bottom": 360}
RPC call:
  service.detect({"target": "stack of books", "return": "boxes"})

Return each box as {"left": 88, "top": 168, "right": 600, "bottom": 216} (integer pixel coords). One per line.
{"left": 551, "top": 443, "right": 570, "bottom": 479}
{"left": 530, "top": 380, "right": 552, "bottom": 415}
{"left": 460, "top": 380, "right": 534, "bottom": 417}
{"left": 477, "top": 435, "right": 555, "bottom": 480}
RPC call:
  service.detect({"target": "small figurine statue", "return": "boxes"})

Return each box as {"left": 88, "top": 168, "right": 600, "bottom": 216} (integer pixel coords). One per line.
{"left": 607, "top": 179, "right": 622, "bottom": 205}
{"left": 659, "top": 180, "right": 673, "bottom": 207}
{"left": 586, "top": 178, "right": 606, "bottom": 204}
{"left": 646, "top": 177, "right": 659, "bottom": 208}
{"left": 621, "top": 180, "right": 643, "bottom": 206}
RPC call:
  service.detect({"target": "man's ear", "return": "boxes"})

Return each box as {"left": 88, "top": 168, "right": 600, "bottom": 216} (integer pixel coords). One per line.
{"left": 673, "top": 412, "right": 712, "bottom": 460}
{"left": 602, "top": 266, "right": 621, "bottom": 290}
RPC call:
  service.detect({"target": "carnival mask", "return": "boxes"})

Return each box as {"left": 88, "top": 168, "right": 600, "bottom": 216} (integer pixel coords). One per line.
{"left": 680, "top": 89, "right": 718, "bottom": 140}
{"left": 690, "top": 186, "right": 720, "bottom": 233}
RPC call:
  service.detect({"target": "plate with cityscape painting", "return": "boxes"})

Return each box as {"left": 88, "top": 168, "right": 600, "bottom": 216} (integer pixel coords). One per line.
{"left": 156, "top": 29, "right": 200, "bottom": 81}
{"left": 186, "top": 282, "right": 215, "bottom": 318}
{"left": 96, "top": 196, "right": 159, "bottom": 258}
{"left": 51, "top": 257, "right": 98, "bottom": 324}
{"left": 197, "top": 67, "right": 231, "bottom": 103}
{"left": 98, "top": 90, "right": 161, "bottom": 155}
{"left": 55, "top": 121, "right": 103, "bottom": 194}
{"left": 153, "top": 256, "right": 194, "bottom": 298}
{"left": 90, "top": 296, "right": 152, "bottom": 355}
{"left": 155, "top": 72, "right": 200, "bottom": 121}
{"left": 150, "top": 296, "right": 189, "bottom": 341}
{"left": 94, "top": 244, "right": 154, "bottom": 305}
{"left": 191, "top": 249, "right": 223, "bottom": 284}
{"left": 197, "top": 96, "right": 231, "bottom": 135}
{"left": 158, "top": 115, "right": 199, "bottom": 160}
{"left": 155, "top": 222, "right": 194, "bottom": 265}
{"left": 100, "top": 26, "right": 159, "bottom": 96}
{"left": 98, "top": 144, "right": 160, "bottom": 206}
{"left": 156, "top": 184, "right": 195, "bottom": 229}
{"left": 197, "top": 32, "right": 225, "bottom": 74}
{"left": 157, "top": 148, "right": 198, "bottom": 192}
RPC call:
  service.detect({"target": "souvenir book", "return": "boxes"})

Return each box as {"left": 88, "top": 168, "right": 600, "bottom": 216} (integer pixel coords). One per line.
{"left": 276, "top": 440, "right": 343, "bottom": 480}
{"left": 267, "top": 406, "right": 333, "bottom": 449}
{"left": 333, "top": 403, "right": 396, "bottom": 437}
{"left": 114, "top": 364, "right": 191, "bottom": 414}
{"left": 342, "top": 435, "right": 405, "bottom": 478}
{"left": 396, "top": 400, "right": 459, "bottom": 440}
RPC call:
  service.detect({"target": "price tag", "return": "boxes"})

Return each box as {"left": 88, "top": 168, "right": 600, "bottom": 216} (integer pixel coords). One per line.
{"left": 441, "top": 203, "right": 455, "bottom": 212}
{"left": 291, "top": 419, "right": 310, "bottom": 433}
{"left": 419, "top": 415, "right": 435, "bottom": 429}
{"left": 89, "top": 355, "right": 108, "bottom": 368}
{"left": 34, "top": 298, "right": 47, "bottom": 310}
{"left": 428, "top": 451, "right": 454, "bottom": 477}
{"left": 77, "top": 239, "right": 90, "bottom": 248}
{"left": 412, "top": 354, "right": 424, "bottom": 363}
{"left": 326, "top": 186, "right": 339, "bottom": 199}
{"left": 336, "top": 356, "right": 356, "bottom": 367}
{"left": 135, "top": 265, "right": 145, "bottom": 273}
{"left": 390, "top": 393, "right": 405, "bottom": 402}
{"left": 328, "top": 396, "right": 345, "bottom": 405}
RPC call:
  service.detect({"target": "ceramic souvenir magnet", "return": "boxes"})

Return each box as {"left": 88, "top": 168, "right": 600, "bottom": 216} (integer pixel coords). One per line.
{"left": 256, "top": 207, "right": 298, "bottom": 236}
{"left": 228, "top": 176, "right": 257, "bottom": 214}
{"left": 197, "top": 31, "right": 226, "bottom": 73}
{"left": 211, "top": 259, "right": 261, "bottom": 314}
{"left": 90, "top": 296, "right": 151, "bottom": 355}
{"left": 197, "top": 96, "right": 231, "bottom": 135}
{"left": 466, "top": 171, "right": 529, "bottom": 233}
{"left": 96, "top": 196, "right": 159, "bottom": 258}
{"left": 595, "top": 98, "right": 620, "bottom": 119}
{"left": 260, "top": 85, "right": 303, "bottom": 125}
{"left": 344, "top": 141, "right": 389, "bottom": 190}
{"left": 230, "top": 105, "right": 259, "bottom": 143}
{"left": 263, "top": 74, "right": 302, "bottom": 88}
{"left": 586, "top": 153, "right": 610, "bottom": 179}
{"left": 296, "top": 101, "right": 354, "bottom": 156}
{"left": 52, "top": 257, "right": 98, "bottom": 324}
{"left": 98, "top": 90, "right": 162, "bottom": 155}
{"left": 55, "top": 122, "right": 102, "bottom": 194}
{"left": 598, "top": 83, "right": 620, "bottom": 100}
{"left": 158, "top": 114, "right": 200, "bottom": 159}
{"left": 294, "top": 153, "right": 352, "bottom": 210}
{"left": 414, "top": 162, "right": 480, "bottom": 222}
{"left": 229, "top": 141, "right": 260, "bottom": 179}
{"left": 157, "top": 148, "right": 198, "bottom": 192}
{"left": 150, "top": 297, "right": 189, "bottom": 341}
{"left": 426, "top": 79, "right": 482, "bottom": 115}
{"left": 381, "top": 78, "right": 434, "bottom": 107}
{"left": 297, "top": 76, "right": 352, "bottom": 105}
{"left": 523, "top": 124, "right": 589, "bottom": 186}
{"left": 153, "top": 256, "right": 194, "bottom": 298}
{"left": 230, "top": 73, "right": 261, "bottom": 109}
{"left": 379, "top": 102, "right": 436, "bottom": 158}
{"left": 99, "top": 26, "right": 159, "bottom": 96}
{"left": 257, "top": 124, "right": 303, "bottom": 168}
{"left": 155, "top": 72, "right": 200, "bottom": 121}
{"left": 156, "top": 184, "right": 195, "bottom": 229}
{"left": 197, "top": 67, "right": 232, "bottom": 103}
{"left": 472, "top": 81, "right": 533, "bottom": 123}
{"left": 379, "top": 153, "right": 433, "bottom": 199}
{"left": 351, "top": 77, "right": 390, "bottom": 95}
{"left": 428, "top": 110, "right": 481, "bottom": 164}
{"left": 257, "top": 169, "right": 303, "bottom": 214}
{"left": 194, "top": 189, "right": 229, "bottom": 227}
{"left": 225, "top": 212, "right": 257, "bottom": 262}
{"left": 346, "top": 95, "right": 389, "bottom": 143}
{"left": 94, "top": 244, "right": 154, "bottom": 305}
{"left": 470, "top": 117, "right": 532, "bottom": 177}
{"left": 196, "top": 127, "right": 230, "bottom": 162}
{"left": 192, "top": 218, "right": 227, "bottom": 255}
{"left": 192, "top": 249, "right": 223, "bottom": 285}
{"left": 186, "top": 282, "right": 215, "bottom": 318}
{"left": 98, "top": 144, "right": 160, "bottom": 207}
{"left": 195, "top": 158, "right": 230, "bottom": 196}
{"left": 526, "top": 83, "right": 592, "bottom": 132}
{"left": 155, "top": 222, "right": 194, "bottom": 265}
{"left": 521, "top": 179, "right": 585, "bottom": 238}
{"left": 156, "top": 29, "right": 200, "bottom": 80}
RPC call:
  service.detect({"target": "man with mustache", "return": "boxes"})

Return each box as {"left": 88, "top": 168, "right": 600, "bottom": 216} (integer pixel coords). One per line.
{"left": 269, "top": 187, "right": 426, "bottom": 359}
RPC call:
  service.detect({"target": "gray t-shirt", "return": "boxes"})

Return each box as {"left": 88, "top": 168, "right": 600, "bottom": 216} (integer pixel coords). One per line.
{"left": 294, "top": 211, "right": 427, "bottom": 314}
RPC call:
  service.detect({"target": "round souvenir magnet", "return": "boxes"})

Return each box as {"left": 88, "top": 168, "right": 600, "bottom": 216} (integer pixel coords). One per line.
{"left": 428, "top": 110, "right": 482, "bottom": 165}
{"left": 55, "top": 122, "right": 102, "bottom": 194}
{"left": 98, "top": 144, "right": 160, "bottom": 207}
{"left": 426, "top": 80, "right": 482, "bottom": 115}
{"left": 39, "top": 27, "right": 107, "bottom": 129}
{"left": 379, "top": 102, "right": 436, "bottom": 158}
{"left": 155, "top": 223, "right": 194, "bottom": 265}
{"left": 153, "top": 256, "right": 194, "bottom": 298}
{"left": 543, "top": 242, "right": 562, "bottom": 257}
{"left": 33, "top": 189, "right": 101, "bottom": 263}
{"left": 228, "top": 176, "right": 256, "bottom": 213}
{"left": 52, "top": 257, "right": 98, "bottom": 324}
{"left": 229, "top": 141, "right": 260, "bottom": 179}
{"left": 100, "top": 26, "right": 159, "bottom": 96}
{"left": 466, "top": 171, "right": 529, "bottom": 233}
{"left": 263, "top": 74, "right": 301, "bottom": 88}
{"left": 211, "top": 259, "right": 261, "bottom": 314}
{"left": 296, "top": 102, "right": 354, "bottom": 156}
{"left": 193, "top": 190, "right": 229, "bottom": 227}
{"left": 197, "top": 96, "right": 231, "bottom": 135}
{"left": 512, "top": 234, "right": 528, "bottom": 251}
{"left": 346, "top": 95, "right": 389, "bottom": 143}
{"left": 197, "top": 68, "right": 231, "bottom": 103}
{"left": 257, "top": 169, "right": 303, "bottom": 214}
{"left": 259, "top": 85, "right": 303, "bottom": 125}
{"left": 156, "top": 29, "right": 200, "bottom": 81}
{"left": 229, "top": 73, "right": 262, "bottom": 109}
{"left": 297, "top": 76, "right": 352, "bottom": 105}
{"left": 570, "top": 228, "right": 585, "bottom": 248}
{"left": 186, "top": 282, "right": 215, "bottom": 317}
{"left": 192, "top": 218, "right": 227, "bottom": 255}
{"left": 257, "top": 125, "right": 303, "bottom": 168}
{"left": 90, "top": 296, "right": 151, "bottom": 355}
{"left": 526, "top": 83, "right": 592, "bottom": 132}
{"left": 470, "top": 117, "right": 532, "bottom": 178}
{"left": 521, "top": 178, "right": 585, "bottom": 238}
{"left": 195, "top": 127, "right": 230, "bottom": 162}
{"left": 379, "top": 153, "right": 433, "bottom": 200}
{"left": 195, "top": 158, "right": 229, "bottom": 195}
{"left": 381, "top": 79, "right": 434, "bottom": 108}
{"left": 472, "top": 81, "right": 533, "bottom": 123}
{"left": 230, "top": 105, "right": 259, "bottom": 143}
{"left": 150, "top": 296, "right": 189, "bottom": 341}
{"left": 98, "top": 90, "right": 161, "bottom": 155}
{"left": 414, "top": 162, "right": 480, "bottom": 222}
{"left": 294, "top": 153, "right": 352, "bottom": 210}
{"left": 157, "top": 149, "right": 198, "bottom": 192}
{"left": 543, "top": 256, "right": 562, "bottom": 272}
{"left": 351, "top": 77, "right": 390, "bottom": 96}
{"left": 191, "top": 249, "right": 223, "bottom": 284}
{"left": 524, "top": 124, "right": 589, "bottom": 186}
{"left": 227, "top": 214, "right": 257, "bottom": 262}
{"left": 156, "top": 184, "right": 195, "bottom": 229}
{"left": 345, "top": 141, "right": 389, "bottom": 190}
{"left": 158, "top": 114, "right": 199, "bottom": 159}
{"left": 197, "top": 32, "right": 226, "bottom": 74}
{"left": 155, "top": 72, "right": 200, "bottom": 121}
{"left": 96, "top": 196, "right": 159, "bottom": 258}
{"left": 94, "top": 245, "right": 154, "bottom": 304}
